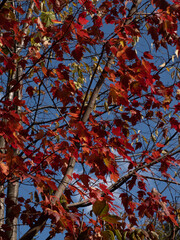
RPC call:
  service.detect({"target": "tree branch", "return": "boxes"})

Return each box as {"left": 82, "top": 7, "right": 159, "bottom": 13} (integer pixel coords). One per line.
{"left": 67, "top": 145, "right": 180, "bottom": 208}
{"left": 142, "top": 176, "right": 180, "bottom": 185}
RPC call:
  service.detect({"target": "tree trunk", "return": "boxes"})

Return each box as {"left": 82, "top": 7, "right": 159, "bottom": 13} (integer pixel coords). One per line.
{"left": 5, "top": 179, "right": 19, "bottom": 240}
{"left": 0, "top": 186, "right": 4, "bottom": 227}
{"left": 0, "top": 136, "right": 5, "bottom": 228}
{"left": 3, "top": 1, "right": 35, "bottom": 238}
{"left": 5, "top": 70, "right": 21, "bottom": 240}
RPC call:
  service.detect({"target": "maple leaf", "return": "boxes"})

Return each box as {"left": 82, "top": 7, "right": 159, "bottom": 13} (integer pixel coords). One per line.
{"left": 21, "top": 113, "right": 30, "bottom": 125}
{"left": 26, "top": 86, "right": 34, "bottom": 97}
{"left": 0, "top": 162, "right": 9, "bottom": 175}
{"left": 93, "top": 200, "right": 109, "bottom": 216}
{"left": 128, "top": 176, "right": 137, "bottom": 191}
{"left": 170, "top": 117, "right": 180, "bottom": 131}
{"left": 72, "top": 45, "right": 84, "bottom": 62}
{"left": 93, "top": 15, "right": 103, "bottom": 27}
{"left": 156, "top": 143, "right": 165, "bottom": 148}
{"left": 174, "top": 103, "right": 180, "bottom": 113}
{"left": 12, "top": 6, "right": 25, "bottom": 14}
{"left": 99, "top": 184, "right": 113, "bottom": 196}
{"left": 144, "top": 51, "right": 154, "bottom": 59}
{"left": 33, "top": 0, "right": 40, "bottom": 10}
{"left": 78, "top": 12, "right": 89, "bottom": 25}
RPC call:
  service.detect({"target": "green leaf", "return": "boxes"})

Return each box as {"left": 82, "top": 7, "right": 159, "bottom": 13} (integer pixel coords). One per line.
{"left": 92, "top": 56, "right": 98, "bottom": 62}
{"left": 142, "top": 135, "right": 148, "bottom": 144}
{"left": 123, "top": 231, "right": 127, "bottom": 240}
{"left": 151, "top": 134, "right": 156, "bottom": 142}
{"left": 102, "top": 214, "right": 121, "bottom": 223}
{"left": 41, "top": 11, "right": 56, "bottom": 27}
{"left": 93, "top": 200, "right": 109, "bottom": 216}
{"left": 102, "top": 230, "right": 115, "bottom": 240}
{"left": 104, "top": 101, "right": 109, "bottom": 112}
{"left": 114, "top": 229, "right": 122, "bottom": 240}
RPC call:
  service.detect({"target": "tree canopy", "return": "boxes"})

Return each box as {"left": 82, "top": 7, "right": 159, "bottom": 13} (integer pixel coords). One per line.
{"left": 0, "top": 0, "right": 180, "bottom": 239}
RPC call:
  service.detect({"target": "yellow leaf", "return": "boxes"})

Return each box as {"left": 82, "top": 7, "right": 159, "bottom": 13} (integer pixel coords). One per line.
{"left": 159, "top": 62, "right": 166, "bottom": 68}
{"left": 119, "top": 105, "right": 123, "bottom": 111}
{"left": 142, "top": 135, "right": 148, "bottom": 144}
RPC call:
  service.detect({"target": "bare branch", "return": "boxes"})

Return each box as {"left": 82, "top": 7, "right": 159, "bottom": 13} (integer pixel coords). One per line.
{"left": 67, "top": 145, "right": 180, "bottom": 208}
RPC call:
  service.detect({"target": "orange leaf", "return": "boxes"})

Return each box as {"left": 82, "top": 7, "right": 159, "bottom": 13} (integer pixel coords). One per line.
{"left": 0, "top": 162, "right": 9, "bottom": 175}
{"left": 156, "top": 143, "right": 165, "bottom": 147}
{"left": 35, "top": 129, "right": 44, "bottom": 140}
{"left": 42, "top": 66, "right": 47, "bottom": 77}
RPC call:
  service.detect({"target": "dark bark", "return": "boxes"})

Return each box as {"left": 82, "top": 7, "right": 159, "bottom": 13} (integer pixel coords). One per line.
{"left": 19, "top": 214, "right": 48, "bottom": 240}
{"left": 4, "top": 1, "right": 35, "bottom": 239}
{"left": 5, "top": 178, "right": 19, "bottom": 240}
{"left": 0, "top": 137, "right": 5, "bottom": 228}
